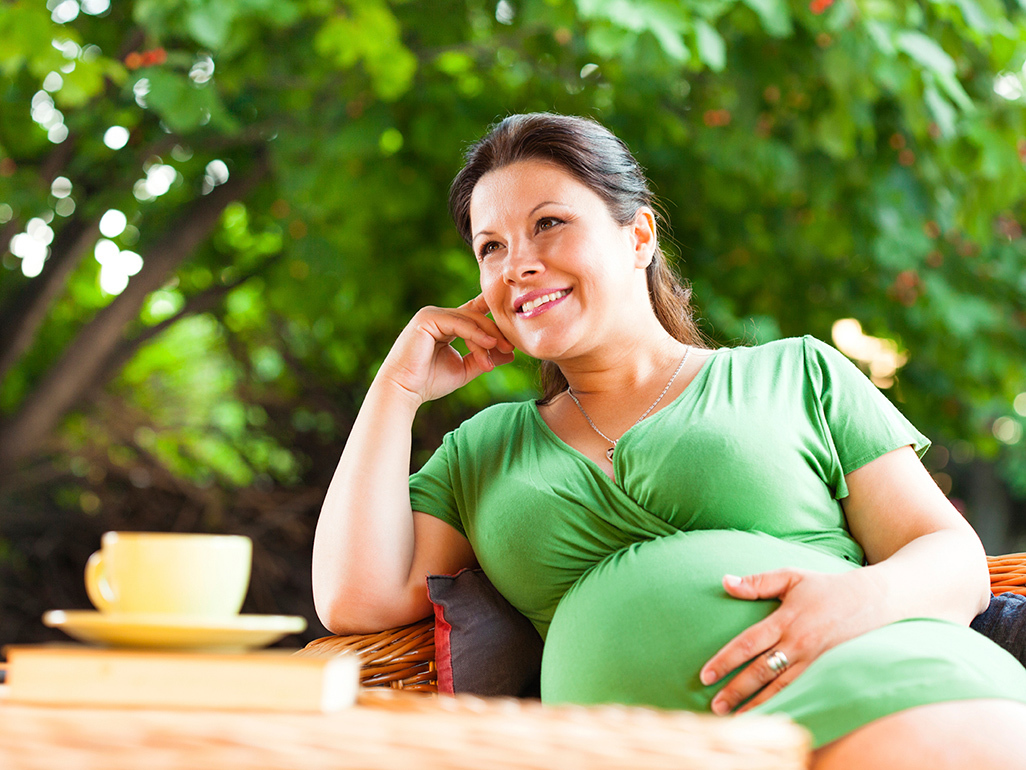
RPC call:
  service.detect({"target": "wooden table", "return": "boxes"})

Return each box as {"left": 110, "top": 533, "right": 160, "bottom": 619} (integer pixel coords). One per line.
{"left": 0, "top": 689, "right": 810, "bottom": 770}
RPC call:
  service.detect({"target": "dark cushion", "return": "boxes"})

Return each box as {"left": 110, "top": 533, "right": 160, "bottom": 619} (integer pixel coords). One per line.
{"left": 427, "top": 569, "right": 543, "bottom": 697}
{"left": 972, "top": 592, "right": 1026, "bottom": 666}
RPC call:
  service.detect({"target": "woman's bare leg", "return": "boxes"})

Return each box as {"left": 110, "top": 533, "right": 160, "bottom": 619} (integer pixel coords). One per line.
{"left": 812, "top": 700, "right": 1026, "bottom": 770}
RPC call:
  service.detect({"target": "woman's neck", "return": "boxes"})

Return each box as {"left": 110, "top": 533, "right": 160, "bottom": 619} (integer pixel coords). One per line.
{"left": 559, "top": 332, "right": 689, "bottom": 398}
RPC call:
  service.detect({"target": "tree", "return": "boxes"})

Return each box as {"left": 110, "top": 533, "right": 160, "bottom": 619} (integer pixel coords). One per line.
{"left": 1, "top": 0, "right": 1026, "bottom": 637}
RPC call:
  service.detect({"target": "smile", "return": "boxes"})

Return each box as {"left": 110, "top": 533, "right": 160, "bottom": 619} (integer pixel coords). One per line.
{"left": 516, "top": 289, "right": 571, "bottom": 317}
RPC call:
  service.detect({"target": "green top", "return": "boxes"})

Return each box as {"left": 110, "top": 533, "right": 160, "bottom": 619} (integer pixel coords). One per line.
{"left": 411, "top": 336, "right": 927, "bottom": 636}
{"left": 409, "top": 336, "right": 1026, "bottom": 747}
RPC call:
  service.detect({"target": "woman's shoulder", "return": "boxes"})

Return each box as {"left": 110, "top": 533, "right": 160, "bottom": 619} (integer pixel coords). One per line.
{"left": 707, "top": 336, "right": 860, "bottom": 395}
{"left": 716, "top": 334, "right": 832, "bottom": 366}
{"left": 449, "top": 398, "right": 539, "bottom": 440}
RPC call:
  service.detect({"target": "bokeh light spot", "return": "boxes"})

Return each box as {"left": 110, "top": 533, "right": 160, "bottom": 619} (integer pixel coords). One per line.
{"left": 993, "top": 417, "right": 1023, "bottom": 445}
{"left": 1014, "top": 393, "right": 1026, "bottom": 417}
{"left": 51, "top": 176, "right": 73, "bottom": 198}
{"left": 99, "top": 209, "right": 128, "bottom": 238}
{"left": 831, "top": 318, "right": 908, "bottom": 388}
{"left": 104, "top": 126, "right": 130, "bottom": 150}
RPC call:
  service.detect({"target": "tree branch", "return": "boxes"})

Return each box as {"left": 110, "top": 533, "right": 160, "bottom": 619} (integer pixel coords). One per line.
{"left": 38, "top": 131, "right": 79, "bottom": 186}
{"left": 0, "top": 129, "right": 191, "bottom": 383}
{"left": 0, "top": 217, "right": 100, "bottom": 383}
{"left": 0, "top": 219, "right": 20, "bottom": 259}
{"left": 0, "top": 149, "right": 272, "bottom": 482}
{"left": 84, "top": 251, "right": 283, "bottom": 401}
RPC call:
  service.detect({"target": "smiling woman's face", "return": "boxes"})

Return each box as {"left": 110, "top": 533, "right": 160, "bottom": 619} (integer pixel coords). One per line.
{"left": 468, "top": 159, "right": 655, "bottom": 363}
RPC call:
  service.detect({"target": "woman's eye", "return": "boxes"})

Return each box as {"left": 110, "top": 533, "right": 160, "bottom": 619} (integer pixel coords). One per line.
{"left": 477, "top": 241, "right": 501, "bottom": 260}
{"left": 537, "top": 217, "right": 562, "bottom": 231}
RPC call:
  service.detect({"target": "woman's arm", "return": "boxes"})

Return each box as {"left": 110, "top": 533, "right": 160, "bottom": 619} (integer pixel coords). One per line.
{"left": 700, "top": 445, "right": 990, "bottom": 714}
{"left": 842, "top": 444, "right": 990, "bottom": 623}
{"left": 312, "top": 297, "right": 514, "bottom": 634}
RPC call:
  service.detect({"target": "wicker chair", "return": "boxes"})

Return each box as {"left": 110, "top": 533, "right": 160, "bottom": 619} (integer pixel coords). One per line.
{"left": 300, "top": 552, "right": 1026, "bottom": 693}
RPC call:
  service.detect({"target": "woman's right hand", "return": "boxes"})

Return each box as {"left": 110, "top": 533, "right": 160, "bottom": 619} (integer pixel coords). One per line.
{"left": 377, "top": 294, "right": 516, "bottom": 405}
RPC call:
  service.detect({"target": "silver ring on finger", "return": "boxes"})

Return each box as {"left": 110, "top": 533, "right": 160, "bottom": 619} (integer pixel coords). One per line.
{"left": 766, "top": 649, "right": 789, "bottom": 677}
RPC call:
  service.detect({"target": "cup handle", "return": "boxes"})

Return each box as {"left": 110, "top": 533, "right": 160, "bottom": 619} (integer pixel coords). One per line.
{"left": 84, "top": 550, "right": 115, "bottom": 612}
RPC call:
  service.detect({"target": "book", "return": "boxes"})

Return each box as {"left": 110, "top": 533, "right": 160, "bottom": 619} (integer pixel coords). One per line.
{"left": 0, "top": 645, "right": 360, "bottom": 712}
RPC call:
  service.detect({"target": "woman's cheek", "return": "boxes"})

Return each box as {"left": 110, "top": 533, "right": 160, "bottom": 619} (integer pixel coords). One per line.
{"left": 478, "top": 281, "right": 508, "bottom": 325}
{"left": 493, "top": 313, "right": 518, "bottom": 347}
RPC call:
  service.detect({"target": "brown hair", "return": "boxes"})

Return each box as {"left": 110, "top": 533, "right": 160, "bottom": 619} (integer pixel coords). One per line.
{"left": 448, "top": 113, "right": 706, "bottom": 404}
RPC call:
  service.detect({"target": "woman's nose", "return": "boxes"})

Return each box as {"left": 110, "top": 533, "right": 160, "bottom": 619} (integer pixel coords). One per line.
{"left": 502, "top": 241, "right": 543, "bottom": 283}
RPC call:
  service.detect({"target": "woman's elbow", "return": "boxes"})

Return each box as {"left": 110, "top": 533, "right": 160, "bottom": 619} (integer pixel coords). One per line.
{"left": 973, "top": 557, "right": 993, "bottom": 617}
{"left": 962, "top": 526, "right": 992, "bottom": 615}
{"left": 313, "top": 582, "right": 380, "bottom": 635}
{"left": 313, "top": 578, "right": 430, "bottom": 635}
{"left": 313, "top": 588, "right": 357, "bottom": 636}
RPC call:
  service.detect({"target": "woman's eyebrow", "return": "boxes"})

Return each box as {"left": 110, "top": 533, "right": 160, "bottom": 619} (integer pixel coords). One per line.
{"left": 472, "top": 201, "right": 566, "bottom": 241}
{"left": 529, "top": 200, "right": 562, "bottom": 214}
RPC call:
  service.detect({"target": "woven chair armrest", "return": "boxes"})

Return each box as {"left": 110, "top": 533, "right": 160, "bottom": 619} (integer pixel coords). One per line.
{"left": 298, "top": 551, "right": 1026, "bottom": 695}
{"left": 298, "top": 616, "right": 438, "bottom": 692}
{"left": 988, "top": 552, "right": 1026, "bottom": 597}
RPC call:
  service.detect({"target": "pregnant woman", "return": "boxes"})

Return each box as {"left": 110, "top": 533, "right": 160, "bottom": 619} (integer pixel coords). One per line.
{"left": 313, "top": 113, "right": 1026, "bottom": 768}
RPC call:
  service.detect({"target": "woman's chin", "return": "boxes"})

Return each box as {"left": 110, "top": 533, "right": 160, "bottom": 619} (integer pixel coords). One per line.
{"left": 508, "top": 328, "right": 580, "bottom": 363}
{"left": 515, "top": 342, "right": 570, "bottom": 365}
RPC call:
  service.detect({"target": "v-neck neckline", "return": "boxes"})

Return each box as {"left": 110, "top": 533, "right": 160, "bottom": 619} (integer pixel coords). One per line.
{"left": 530, "top": 348, "right": 722, "bottom": 486}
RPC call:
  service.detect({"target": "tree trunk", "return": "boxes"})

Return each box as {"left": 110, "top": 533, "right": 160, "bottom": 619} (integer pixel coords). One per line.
{"left": 79, "top": 254, "right": 281, "bottom": 408}
{"left": 0, "top": 217, "right": 101, "bottom": 383}
{"left": 0, "top": 152, "right": 270, "bottom": 482}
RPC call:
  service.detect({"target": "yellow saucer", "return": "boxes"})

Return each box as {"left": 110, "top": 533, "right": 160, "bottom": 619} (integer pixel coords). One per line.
{"left": 42, "top": 610, "right": 307, "bottom": 651}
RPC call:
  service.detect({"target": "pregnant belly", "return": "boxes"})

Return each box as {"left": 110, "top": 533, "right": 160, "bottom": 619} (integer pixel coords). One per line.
{"left": 541, "top": 528, "right": 855, "bottom": 712}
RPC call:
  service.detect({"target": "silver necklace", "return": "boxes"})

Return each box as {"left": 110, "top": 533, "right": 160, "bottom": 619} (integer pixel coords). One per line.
{"left": 567, "top": 346, "right": 691, "bottom": 463}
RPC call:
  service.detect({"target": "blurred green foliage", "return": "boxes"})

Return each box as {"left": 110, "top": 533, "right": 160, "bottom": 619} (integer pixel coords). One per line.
{"left": 1, "top": 0, "right": 1025, "bottom": 511}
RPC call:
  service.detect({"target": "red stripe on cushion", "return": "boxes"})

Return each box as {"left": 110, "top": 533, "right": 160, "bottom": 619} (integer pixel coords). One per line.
{"left": 433, "top": 596, "right": 455, "bottom": 695}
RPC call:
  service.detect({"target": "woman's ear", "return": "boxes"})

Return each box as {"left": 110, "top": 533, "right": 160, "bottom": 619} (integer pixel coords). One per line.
{"left": 629, "top": 207, "right": 657, "bottom": 268}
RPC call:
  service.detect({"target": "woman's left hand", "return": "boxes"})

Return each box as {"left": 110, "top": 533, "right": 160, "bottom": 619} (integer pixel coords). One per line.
{"left": 700, "top": 446, "right": 992, "bottom": 716}
{"left": 699, "top": 566, "right": 887, "bottom": 715}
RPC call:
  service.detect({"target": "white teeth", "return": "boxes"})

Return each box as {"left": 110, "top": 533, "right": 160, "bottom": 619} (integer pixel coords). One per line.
{"left": 519, "top": 290, "right": 568, "bottom": 313}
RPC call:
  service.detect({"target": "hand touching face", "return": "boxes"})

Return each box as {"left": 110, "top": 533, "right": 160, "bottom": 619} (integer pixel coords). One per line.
{"left": 376, "top": 294, "right": 515, "bottom": 406}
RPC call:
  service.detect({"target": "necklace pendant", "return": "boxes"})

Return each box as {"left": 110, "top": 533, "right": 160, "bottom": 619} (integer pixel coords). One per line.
{"left": 606, "top": 445, "right": 616, "bottom": 463}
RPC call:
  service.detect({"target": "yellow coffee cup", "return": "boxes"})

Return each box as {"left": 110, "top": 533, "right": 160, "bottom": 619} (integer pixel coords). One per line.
{"left": 84, "top": 532, "right": 252, "bottom": 617}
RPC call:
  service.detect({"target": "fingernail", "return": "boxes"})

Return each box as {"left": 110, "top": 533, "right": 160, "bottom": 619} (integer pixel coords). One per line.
{"left": 700, "top": 669, "right": 717, "bottom": 686}
{"left": 724, "top": 574, "right": 742, "bottom": 587}
{"left": 711, "top": 697, "right": 729, "bottom": 715}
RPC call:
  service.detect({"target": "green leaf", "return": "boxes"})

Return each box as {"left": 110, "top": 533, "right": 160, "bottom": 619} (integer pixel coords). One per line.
{"left": 814, "top": 104, "right": 857, "bottom": 159}
{"left": 865, "top": 20, "right": 896, "bottom": 56}
{"left": 952, "top": 0, "right": 993, "bottom": 32}
{"left": 740, "top": 0, "right": 793, "bottom": 37}
{"left": 185, "top": 3, "right": 238, "bottom": 49}
{"left": 585, "top": 25, "right": 634, "bottom": 58}
{"left": 56, "top": 57, "right": 126, "bottom": 108}
{"left": 695, "top": 20, "right": 726, "bottom": 71}
{"left": 313, "top": 3, "right": 417, "bottom": 99}
{"left": 435, "top": 50, "right": 475, "bottom": 76}
{"left": 141, "top": 70, "right": 240, "bottom": 133}
{"left": 895, "top": 30, "right": 956, "bottom": 77}
{"left": 923, "top": 82, "right": 957, "bottom": 137}
{"left": 576, "top": 0, "right": 689, "bottom": 61}
{"left": 0, "top": 3, "right": 65, "bottom": 77}
{"left": 935, "top": 71, "right": 974, "bottom": 111}
{"left": 650, "top": 24, "right": 690, "bottom": 62}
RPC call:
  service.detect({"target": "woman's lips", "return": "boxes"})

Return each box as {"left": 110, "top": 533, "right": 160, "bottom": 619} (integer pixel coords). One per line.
{"left": 516, "top": 289, "right": 571, "bottom": 319}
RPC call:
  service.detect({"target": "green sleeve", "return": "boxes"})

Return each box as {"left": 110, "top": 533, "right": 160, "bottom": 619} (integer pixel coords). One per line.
{"left": 803, "top": 336, "right": 930, "bottom": 498}
{"left": 409, "top": 430, "right": 467, "bottom": 537}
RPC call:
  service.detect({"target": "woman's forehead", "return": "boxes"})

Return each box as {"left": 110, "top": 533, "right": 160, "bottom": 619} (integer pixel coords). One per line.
{"left": 469, "top": 160, "right": 602, "bottom": 231}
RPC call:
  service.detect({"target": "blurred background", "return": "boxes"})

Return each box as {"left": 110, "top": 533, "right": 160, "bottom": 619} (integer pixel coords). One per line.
{"left": 1, "top": 0, "right": 1025, "bottom": 648}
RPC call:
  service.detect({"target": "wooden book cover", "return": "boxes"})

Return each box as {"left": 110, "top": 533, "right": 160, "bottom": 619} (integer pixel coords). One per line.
{"left": 1, "top": 645, "right": 360, "bottom": 712}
